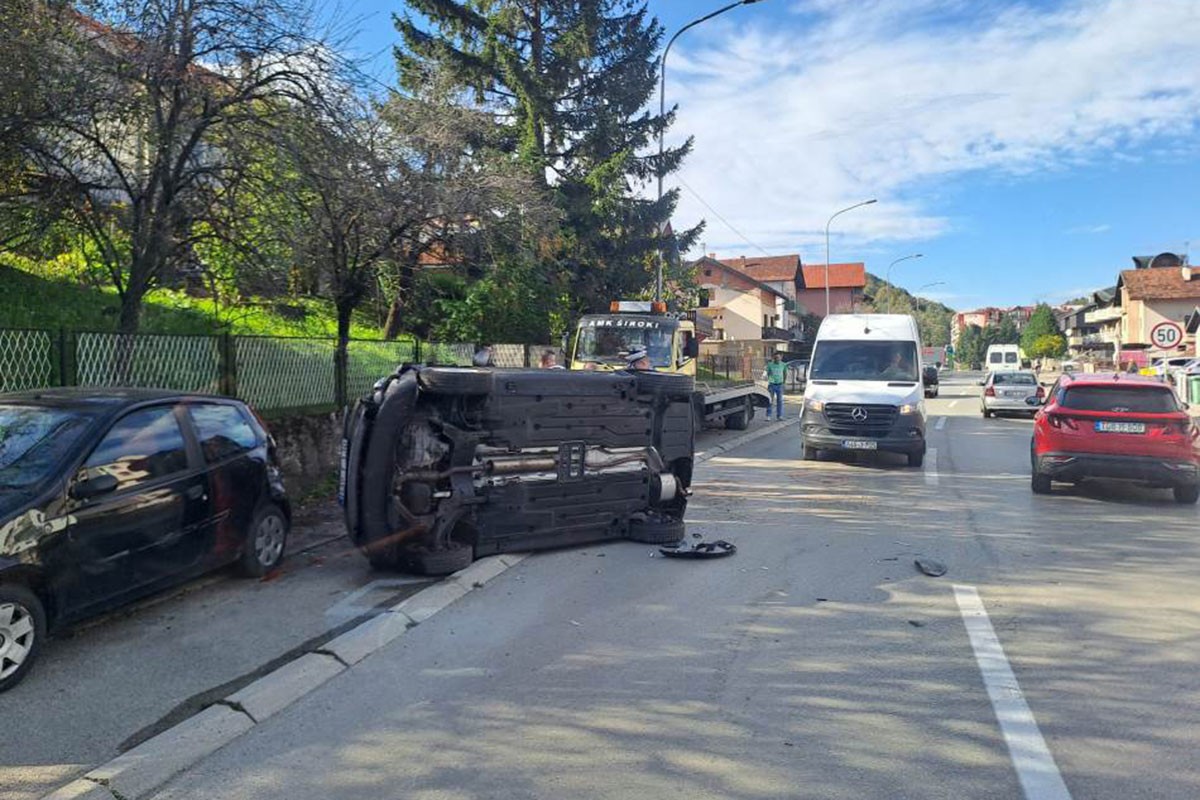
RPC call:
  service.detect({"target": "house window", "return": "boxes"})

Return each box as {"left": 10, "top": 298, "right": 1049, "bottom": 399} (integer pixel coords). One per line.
{"left": 704, "top": 269, "right": 712, "bottom": 277}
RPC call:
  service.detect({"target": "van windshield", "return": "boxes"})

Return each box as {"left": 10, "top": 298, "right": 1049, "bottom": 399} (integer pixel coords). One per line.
{"left": 810, "top": 341, "right": 919, "bottom": 382}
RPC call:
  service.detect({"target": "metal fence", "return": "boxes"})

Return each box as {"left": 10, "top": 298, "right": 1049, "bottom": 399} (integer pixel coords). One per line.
{"left": 0, "top": 327, "right": 550, "bottom": 413}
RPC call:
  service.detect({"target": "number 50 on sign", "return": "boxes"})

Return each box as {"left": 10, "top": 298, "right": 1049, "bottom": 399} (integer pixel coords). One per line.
{"left": 1150, "top": 321, "right": 1184, "bottom": 349}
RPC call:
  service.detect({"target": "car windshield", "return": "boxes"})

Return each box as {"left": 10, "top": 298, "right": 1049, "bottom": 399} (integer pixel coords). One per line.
{"left": 810, "top": 340, "right": 919, "bottom": 382}
{"left": 575, "top": 319, "right": 675, "bottom": 368}
{"left": 1062, "top": 386, "right": 1178, "bottom": 413}
{"left": 994, "top": 373, "right": 1036, "bottom": 385}
{"left": 0, "top": 404, "right": 97, "bottom": 490}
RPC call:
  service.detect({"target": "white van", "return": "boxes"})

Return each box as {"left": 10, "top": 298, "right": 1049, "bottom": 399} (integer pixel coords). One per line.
{"left": 985, "top": 344, "right": 1022, "bottom": 372}
{"left": 801, "top": 314, "right": 927, "bottom": 467}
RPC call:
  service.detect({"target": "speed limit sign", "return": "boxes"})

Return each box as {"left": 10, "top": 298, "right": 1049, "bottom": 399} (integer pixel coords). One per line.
{"left": 1150, "top": 321, "right": 1184, "bottom": 349}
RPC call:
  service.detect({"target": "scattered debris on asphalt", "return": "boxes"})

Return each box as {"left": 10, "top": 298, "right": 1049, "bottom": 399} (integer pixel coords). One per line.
{"left": 658, "top": 539, "right": 737, "bottom": 559}
{"left": 915, "top": 558, "right": 947, "bottom": 577}
{"left": 908, "top": 620, "right": 926, "bottom": 628}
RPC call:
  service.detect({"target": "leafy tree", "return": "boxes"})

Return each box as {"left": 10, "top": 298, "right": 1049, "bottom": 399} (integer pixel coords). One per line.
{"left": 395, "top": 0, "right": 702, "bottom": 312}
{"left": 956, "top": 324, "right": 984, "bottom": 369}
{"left": 1027, "top": 333, "right": 1067, "bottom": 360}
{"left": 1020, "top": 303, "right": 1061, "bottom": 354}
{"left": 2, "top": 0, "right": 336, "bottom": 334}
{"left": 993, "top": 315, "right": 1019, "bottom": 345}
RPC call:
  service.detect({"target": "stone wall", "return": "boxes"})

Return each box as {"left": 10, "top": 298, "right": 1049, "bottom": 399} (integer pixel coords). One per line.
{"left": 264, "top": 410, "right": 343, "bottom": 498}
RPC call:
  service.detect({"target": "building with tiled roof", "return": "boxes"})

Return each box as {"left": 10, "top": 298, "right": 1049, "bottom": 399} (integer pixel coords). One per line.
{"left": 1117, "top": 265, "right": 1200, "bottom": 353}
{"left": 797, "top": 262, "right": 867, "bottom": 317}
{"left": 690, "top": 256, "right": 794, "bottom": 342}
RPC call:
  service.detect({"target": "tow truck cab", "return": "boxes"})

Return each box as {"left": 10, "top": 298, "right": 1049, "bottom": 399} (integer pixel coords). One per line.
{"left": 569, "top": 301, "right": 700, "bottom": 374}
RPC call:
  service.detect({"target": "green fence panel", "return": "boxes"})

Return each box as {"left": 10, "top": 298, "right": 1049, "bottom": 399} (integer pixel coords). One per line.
{"left": 0, "top": 328, "right": 55, "bottom": 392}
{"left": 235, "top": 336, "right": 337, "bottom": 411}
{"left": 346, "top": 338, "right": 418, "bottom": 401}
{"left": 76, "top": 332, "right": 222, "bottom": 393}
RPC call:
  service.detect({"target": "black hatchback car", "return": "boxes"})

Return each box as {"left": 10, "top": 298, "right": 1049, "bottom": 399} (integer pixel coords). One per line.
{"left": 0, "top": 389, "right": 290, "bottom": 691}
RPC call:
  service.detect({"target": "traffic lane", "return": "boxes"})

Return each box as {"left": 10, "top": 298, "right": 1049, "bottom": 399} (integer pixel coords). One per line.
{"left": 0, "top": 503, "right": 432, "bottom": 800}
{"left": 934, "top": 407, "right": 1200, "bottom": 799}
{"left": 148, "top": 431, "right": 1023, "bottom": 800}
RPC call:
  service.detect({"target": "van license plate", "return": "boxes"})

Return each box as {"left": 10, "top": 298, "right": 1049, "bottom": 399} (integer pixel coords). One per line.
{"left": 842, "top": 439, "right": 878, "bottom": 450}
{"left": 1095, "top": 421, "right": 1145, "bottom": 434}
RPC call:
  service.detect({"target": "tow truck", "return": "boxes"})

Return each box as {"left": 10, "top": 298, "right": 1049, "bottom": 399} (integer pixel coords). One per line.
{"left": 569, "top": 300, "right": 770, "bottom": 430}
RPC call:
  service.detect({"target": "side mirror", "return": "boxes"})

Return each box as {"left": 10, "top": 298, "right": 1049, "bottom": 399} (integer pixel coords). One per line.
{"left": 684, "top": 338, "right": 699, "bottom": 359}
{"left": 70, "top": 473, "right": 119, "bottom": 501}
{"left": 1024, "top": 396, "right": 1042, "bottom": 406}
{"left": 977, "top": 379, "right": 986, "bottom": 386}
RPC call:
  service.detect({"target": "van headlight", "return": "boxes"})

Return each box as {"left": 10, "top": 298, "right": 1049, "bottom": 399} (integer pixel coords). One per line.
{"left": 899, "top": 403, "right": 919, "bottom": 415}
{"left": 806, "top": 399, "right": 825, "bottom": 413}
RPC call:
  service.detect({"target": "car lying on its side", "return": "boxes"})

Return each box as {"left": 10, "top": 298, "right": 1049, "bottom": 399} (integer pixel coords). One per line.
{"left": 0, "top": 389, "right": 290, "bottom": 692}
{"left": 1030, "top": 372, "right": 1200, "bottom": 503}
{"left": 340, "top": 365, "right": 695, "bottom": 575}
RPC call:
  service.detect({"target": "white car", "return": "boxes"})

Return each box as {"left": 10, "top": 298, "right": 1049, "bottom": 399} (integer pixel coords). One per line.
{"left": 981, "top": 370, "right": 1043, "bottom": 418}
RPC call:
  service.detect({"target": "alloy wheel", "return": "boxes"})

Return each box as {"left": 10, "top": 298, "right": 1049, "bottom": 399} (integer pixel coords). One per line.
{"left": 0, "top": 602, "right": 35, "bottom": 681}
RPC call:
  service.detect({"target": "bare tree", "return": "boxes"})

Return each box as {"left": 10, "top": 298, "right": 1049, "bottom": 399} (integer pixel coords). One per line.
{"left": 1, "top": 0, "right": 336, "bottom": 334}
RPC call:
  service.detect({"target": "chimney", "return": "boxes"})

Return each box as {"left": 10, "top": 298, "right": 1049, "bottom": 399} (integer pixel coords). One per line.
{"left": 1184, "top": 266, "right": 1194, "bottom": 281}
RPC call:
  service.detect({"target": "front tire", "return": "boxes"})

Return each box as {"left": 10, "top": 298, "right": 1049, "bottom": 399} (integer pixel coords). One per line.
{"left": 402, "top": 544, "right": 475, "bottom": 576}
{"left": 908, "top": 450, "right": 925, "bottom": 468}
{"left": 1031, "top": 472, "right": 1052, "bottom": 495}
{"left": 0, "top": 584, "right": 46, "bottom": 693}
{"left": 725, "top": 400, "right": 750, "bottom": 431}
{"left": 237, "top": 504, "right": 289, "bottom": 577}
{"left": 801, "top": 442, "right": 820, "bottom": 461}
{"left": 628, "top": 514, "right": 685, "bottom": 545}
{"left": 1174, "top": 485, "right": 1200, "bottom": 504}
{"left": 982, "top": 408, "right": 992, "bottom": 418}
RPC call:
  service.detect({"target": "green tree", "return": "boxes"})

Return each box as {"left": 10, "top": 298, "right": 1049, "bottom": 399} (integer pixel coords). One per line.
{"left": 957, "top": 324, "right": 984, "bottom": 369}
{"left": 395, "top": 0, "right": 702, "bottom": 311}
{"left": 994, "top": 315, "right": 1019, "bottom": 345}
{"left": 1020, "top": 303, "right": 1061, "bottom": 354}
{"left": 1027, "top": 333, "right": 1067, "bottom": 360}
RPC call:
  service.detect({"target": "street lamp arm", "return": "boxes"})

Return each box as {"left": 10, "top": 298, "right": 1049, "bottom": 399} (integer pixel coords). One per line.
{"left": 823, "top": 198, "right": 877, "bottom": 316}
{"left": 884, "top": 253, "right": 923, "bottom": 313}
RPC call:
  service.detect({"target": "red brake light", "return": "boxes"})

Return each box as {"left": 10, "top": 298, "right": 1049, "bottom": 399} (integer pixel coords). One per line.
{"left": 984, "top": 386, "right": 996, "bottom": 397}
{"left": 1047, "top": 414, "right": 1078, "bottom": 430}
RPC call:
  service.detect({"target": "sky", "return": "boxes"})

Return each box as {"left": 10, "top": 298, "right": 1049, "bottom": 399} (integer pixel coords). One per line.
{"left": 336, "top": 0, "right": 1200, "bottom": 311}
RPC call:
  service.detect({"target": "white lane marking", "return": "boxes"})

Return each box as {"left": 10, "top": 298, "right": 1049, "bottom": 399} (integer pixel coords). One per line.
{"left": 935, "top": 416, "right": 947, "bottom": 431}
{"left": 948, "top": 400, "right": 959, "bottom": 409}
{"left": 954, "top": 585, "right": 1072, "bottom": 800}
{"left": 924, "top": 447, "right": 939, "bottom": 486}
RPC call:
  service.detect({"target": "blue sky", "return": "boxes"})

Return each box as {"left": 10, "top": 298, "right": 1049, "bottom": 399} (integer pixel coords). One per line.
{"left": 336, "top": 0, "right": 1200, "bottom": 310}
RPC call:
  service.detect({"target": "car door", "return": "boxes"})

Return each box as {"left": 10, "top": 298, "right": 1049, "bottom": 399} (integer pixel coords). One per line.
{"left": 54, "top": 404, "right": 209, "bottom": 619}
{"left": 185, "top": 402, "right": 266, "bottom": 565}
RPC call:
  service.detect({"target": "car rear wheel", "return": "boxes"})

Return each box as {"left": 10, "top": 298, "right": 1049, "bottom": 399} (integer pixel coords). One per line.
{"left": 0, "top": 585, "right": 46, "bottom": 693}
{"left": 238, "top": 504, "right": 289, "bottom": 577}
{"left": 1173, "top": 485, "right": 1200, "bottom": 504}
{"left": 982, "top": 408, "right": 992, "bottom": 418}
{"left": 725, "top": 400, "right": 750, "bottom": 430}
{"left": 1031, "top": 472, "right": 1052, "bottom": 495}
{"left": 628, "top": 513, "right": 686, "bottom": 544}
{"left": 418, "top": 367, "right": 492, "bottom": 395}
{"left": 908, "top": 450, "right": 925, "bottom": 468}
{"left": 402, "top": 544, "right": 475, "bottom": 576}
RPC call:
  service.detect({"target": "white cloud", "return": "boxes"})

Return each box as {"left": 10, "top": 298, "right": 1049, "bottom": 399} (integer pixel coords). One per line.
{"left": 1065, "top": 224, "right": 1111, "bottom": 234}
{"left": 662, "top": 0, "right": 1200, "bottom": 259}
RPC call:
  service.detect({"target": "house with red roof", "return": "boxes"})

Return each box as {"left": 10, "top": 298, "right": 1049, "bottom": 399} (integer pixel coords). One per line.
{"left": 798, "top": 262, "right": 867, "bottom": 318}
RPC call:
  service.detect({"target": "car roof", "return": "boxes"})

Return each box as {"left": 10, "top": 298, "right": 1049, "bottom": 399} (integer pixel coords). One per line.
{"left": 1059, "top": 372, "right": 1170, "bottom": 388}
{"left": 0, "top": 388, "right": 235, "bottom": 411}
{"left": 814, "top": 313, "right": 919, "bottom": 341}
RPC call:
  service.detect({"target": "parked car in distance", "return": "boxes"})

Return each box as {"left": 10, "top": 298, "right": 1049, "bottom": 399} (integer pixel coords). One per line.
{"left": 922, "top": 365, "right": 939, "bottom": 398}
{"left": 1030, "top": 372, "right": 1200, "bottom": 503}
{"left": 0, "top": 389, "right": 290, "bottom": 692}
{"left": 981, "top": 370, "right": 1043, "bottom": 418}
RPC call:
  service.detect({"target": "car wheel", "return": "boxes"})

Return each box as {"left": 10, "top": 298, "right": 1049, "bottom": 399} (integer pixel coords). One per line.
{"left": 633, "top": 371, "right": 695, "bottom": 395}
{"left": 1031, "top": 472, "right": 1052, "bottom": 495}
{"left": 0, "top": 584, "right": 46, "bottom": 693}
{"left": 402, "top": 544, "right": 475, "bottom": 576}
{"left": 237, "top": 504, "right": 289, "bottom": 577}
{"left": 628, "top": 514, "right": 686, "bottom": 545}
{"left": 417, "top": 367, "right": 492, "bottom": 395}
{"left": 1173, "top": 485, "right": 1200, "bottom": 504}
{"left": 982, "top": 408, "right": 992, "bottom": 418}
{"left": 801, "top": 442, "right": 820, "bottom": 461}
{"left": 725, "top": 400, "right": 750, "bottom": 430}
{"left": 908, "top": 450, "right": 925, "bottom": 468}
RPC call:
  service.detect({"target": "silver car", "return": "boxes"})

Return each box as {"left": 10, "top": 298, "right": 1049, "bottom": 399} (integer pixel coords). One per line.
{"left": 981, "top": 370, "right": 1042, "bottom": 418}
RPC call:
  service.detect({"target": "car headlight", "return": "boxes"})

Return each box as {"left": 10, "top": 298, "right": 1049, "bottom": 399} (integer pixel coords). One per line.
{"left": 899, "top": 403, "right": 919, "bottom": 415}
{"left": 806, "top": 399, "right": 825, "bottom": 413}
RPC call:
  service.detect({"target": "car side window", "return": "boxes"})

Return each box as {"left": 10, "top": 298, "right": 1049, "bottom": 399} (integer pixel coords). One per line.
{"left": 83, "top": 406, "right": 189, "bottom": 491}
{"left": 188, "top": 404, "right": 258, "bottom": 464}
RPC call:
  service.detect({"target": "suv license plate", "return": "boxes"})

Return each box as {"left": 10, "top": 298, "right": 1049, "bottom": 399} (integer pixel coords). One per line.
{"left": 1095, "top": 421, "right": 1146, "bottom": 434}
{"left": 842, "top": 439, "right": 878, "bottom": 450}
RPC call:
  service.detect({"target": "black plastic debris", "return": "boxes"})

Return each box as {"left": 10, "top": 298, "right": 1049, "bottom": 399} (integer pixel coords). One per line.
{"left": 914, "top": 558, "right": 947, "bottom": 577}
{"left": 659, "top": 540, "right": 737, "bottom": 559}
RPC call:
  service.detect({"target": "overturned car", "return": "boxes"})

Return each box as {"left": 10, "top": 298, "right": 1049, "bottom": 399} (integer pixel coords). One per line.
{"left": 339, "top": 365, "right": 695, "bottom": 575}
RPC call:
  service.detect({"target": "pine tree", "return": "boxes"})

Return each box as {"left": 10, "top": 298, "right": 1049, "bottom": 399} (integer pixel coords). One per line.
{"left": 395, "top": 0, "right": 701, "bottom": 310}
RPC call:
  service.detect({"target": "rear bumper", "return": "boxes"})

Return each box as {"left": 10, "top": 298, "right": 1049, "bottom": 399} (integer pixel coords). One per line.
{"left": 1036, "top": 452, "right": 1200, "bottom": 487}
{"left": 984, "top": 396, "right": 1037, "bottom": 412}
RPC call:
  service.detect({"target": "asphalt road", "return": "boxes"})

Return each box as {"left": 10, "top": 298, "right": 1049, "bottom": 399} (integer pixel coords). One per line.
{"left": 107, "top": 373, "right": 1200, "bottom": 800}
{"left": 0, "top": 412, "right": 783, "bottom": 800}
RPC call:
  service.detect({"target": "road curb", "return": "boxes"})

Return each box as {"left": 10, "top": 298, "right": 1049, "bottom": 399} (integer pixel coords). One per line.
{"left": 41, "top": 553, "right": 530, "bottom": 800}
{"left": 696, "top": 417, "right": 800, "bottom": 463}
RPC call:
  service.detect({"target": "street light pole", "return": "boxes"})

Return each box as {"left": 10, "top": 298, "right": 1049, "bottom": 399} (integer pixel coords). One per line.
{"left": 655, "top": 0, "right": 764, "bottom": 302}
{"left": 824, "top": 198, "right": 877, "bottom": 316}
{"left": 884, "top": 253, "right": 923, "bottom": 313}
{"left": 914, "top": 281, "right": 946, "bottom": 313}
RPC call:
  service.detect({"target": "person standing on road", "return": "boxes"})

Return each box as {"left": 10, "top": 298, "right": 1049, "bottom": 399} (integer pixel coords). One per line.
{"left": 764, "top": 352, "right": 786, "bottom": 420}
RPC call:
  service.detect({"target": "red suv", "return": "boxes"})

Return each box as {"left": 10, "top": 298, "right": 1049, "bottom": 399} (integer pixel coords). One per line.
{"left": 1031, "top": 372, "right": 1200, "bottom": 503}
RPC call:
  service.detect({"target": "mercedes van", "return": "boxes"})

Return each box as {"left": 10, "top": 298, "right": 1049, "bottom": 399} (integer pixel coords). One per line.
{"left": 800, "top": 314, "right": 927, "bottom": 467}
